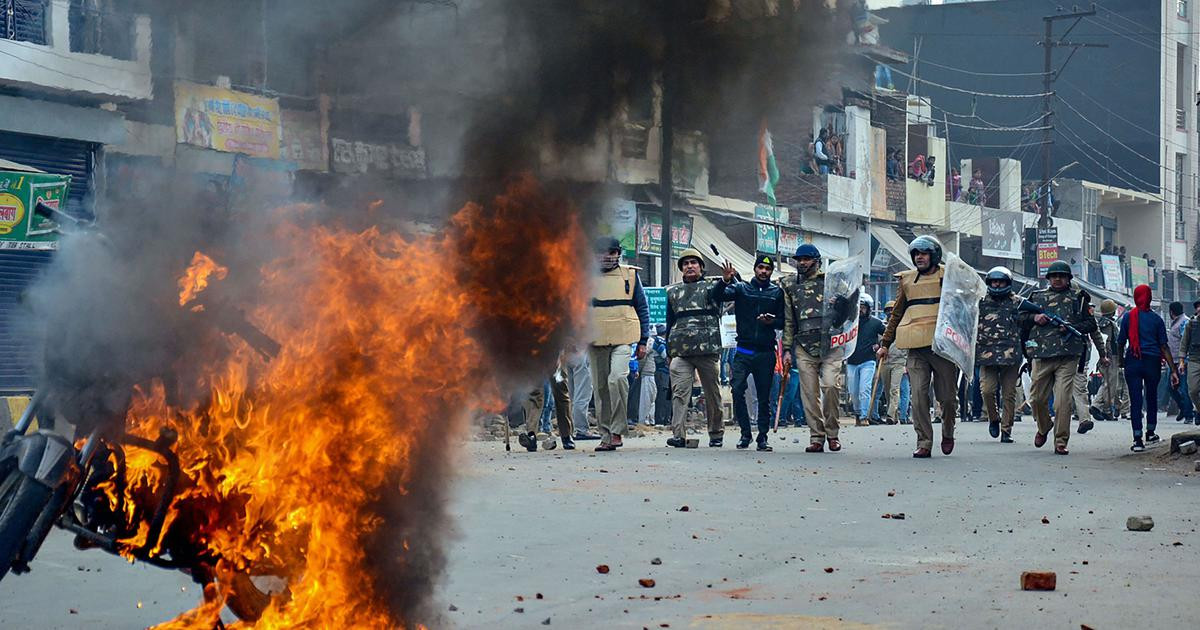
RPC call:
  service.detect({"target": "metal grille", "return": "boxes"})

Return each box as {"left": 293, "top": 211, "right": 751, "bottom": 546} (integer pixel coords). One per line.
{"left": 3, "top": 0, "right": 48, "bottom": 44}
{"left": 0, "top": 130, "right": 95, "bottom": 219}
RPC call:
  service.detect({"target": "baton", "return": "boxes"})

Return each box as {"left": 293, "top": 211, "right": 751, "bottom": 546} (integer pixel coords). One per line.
{"left": 504, "top": 412, "right": 511, "bottom": 452}
{"left": 866, "top": 358, "right": 884, "bottom": 423}
{"left": 709, "top": 244, "right": 743, "bottom": 282}
{"left": 773, "top": 365, "right": 790, "bottom": 433}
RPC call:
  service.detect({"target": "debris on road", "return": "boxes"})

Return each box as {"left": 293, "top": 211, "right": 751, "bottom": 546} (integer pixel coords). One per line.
{"left": 1020, "top": 571, "right": 1057, "bottom": 591}
{"left": 1178, "top": 440, "right": 1198, "bottom": 455}
{"left": 685, "top": 439, "right": 699, "bottom": 448}
{"left": 1041, "top": 516, "right": 1050, "bottom": 524}
{"left": 651, "top": 557, "right": 662, "bottom": 565}
{"left": 882, "top": 513, "right": 906, "bottom": 520}
{"left": 639, "top": 578, "right": 656, "bottom": 588}
{"left": 824, "top": 567, "right": 835, "bottom": 573}
{"left": 597, "top": 565, "right": 610, "bottom": 574}
{"left": 1126, "top": 516, "right": 1154, "bottom": 532}
{"left": 678, "top": 505, "right": 690, "bottom": 512}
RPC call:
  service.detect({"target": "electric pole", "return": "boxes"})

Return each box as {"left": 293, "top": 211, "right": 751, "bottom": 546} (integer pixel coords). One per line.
{"left": 659, "top": 0, "right": 678, "bottom": 286}
{"left": 1038, "top": 5, "right": 1106, "bottom": 207}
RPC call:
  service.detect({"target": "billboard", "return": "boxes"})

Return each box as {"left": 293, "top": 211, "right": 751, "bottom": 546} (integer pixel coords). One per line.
{"left": 0, "top": 168, "right": 70, "bottom": 250}
{"left": 981, "top": 209, "right": 1023, "bottom": 260}
{"left": 175, "top": 82, "right": 281, "bottom": 159}
{"left": 1035, "top": 227, "right": 1058, "bottom": 277}
{"left": 636, "top": 210, "right": 693, "bottom": 257}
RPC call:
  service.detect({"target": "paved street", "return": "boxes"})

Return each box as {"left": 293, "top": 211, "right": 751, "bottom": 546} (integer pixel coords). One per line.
{"left": 2, "top": 417, "right": 1198, "bottom": 629}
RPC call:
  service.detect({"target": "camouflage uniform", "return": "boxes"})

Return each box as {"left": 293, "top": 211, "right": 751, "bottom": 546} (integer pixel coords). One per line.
{"left": 976, "top": 294, "right": 1023, "bottom": 434}
{"left": 666, "top": 278, "right": 725, "bottom": 441}
{"left": 782, "top": 270, "right": 842, "bottom": 445}
{"left": 1024, "top": 286, "right": 1096, "bottom": 448}
{"left": 1093, "top": 314, "right": 1130, "bottom": 417}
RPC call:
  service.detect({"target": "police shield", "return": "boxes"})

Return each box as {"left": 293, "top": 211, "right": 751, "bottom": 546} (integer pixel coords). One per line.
{"left": 822, "top": 255, "right": 866, "bottom": 360}
{"left": 932, "top": 251, "right": 987, "bottom": 376}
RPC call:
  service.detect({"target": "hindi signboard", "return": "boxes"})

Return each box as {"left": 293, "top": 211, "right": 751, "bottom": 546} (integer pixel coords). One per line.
{"left": 1035, "top": 227, "right": 1059, "bottom": 277}
{"left": 636, "top": 210, "right": 694, "bottom": 257}
{"left": 1101, "top": 254, "right": 1124, "bottom": 292}
{"left": 0, "top": 167, "right": 70, "bottom": 250}
{"left": 755, "top": 205, "right": 780, "bottom": 254}
{"left": 644, "top": 287, "right": 667, "bottom": 326}
{"left": 175, "top": 82, "right": 281, "bottom": 159}
{"left": 1130, "top": 256, "right": 1149, "bottom": 287}
{"left": 982, "top": 209, "right": 1024, "bottom": 260}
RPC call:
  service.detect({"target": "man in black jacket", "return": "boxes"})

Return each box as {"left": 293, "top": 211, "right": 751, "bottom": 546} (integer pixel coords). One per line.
{"left": 717, "top": 254, "right": 785, "bottom": 451}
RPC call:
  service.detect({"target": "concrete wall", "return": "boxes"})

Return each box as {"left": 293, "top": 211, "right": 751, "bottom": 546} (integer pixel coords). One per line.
{"left": 905, "top": 136, "right": 946, "bottom": 226}
{"left": 0, "top": 1, "right": 152, "bottom": 100}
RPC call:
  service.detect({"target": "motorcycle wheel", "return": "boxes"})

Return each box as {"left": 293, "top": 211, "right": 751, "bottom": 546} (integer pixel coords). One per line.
{"left": 226, "top": 571, "right": 290, "bottom": 621}
{"left": 0, "top": 467, "right": 53, "bottom": 580}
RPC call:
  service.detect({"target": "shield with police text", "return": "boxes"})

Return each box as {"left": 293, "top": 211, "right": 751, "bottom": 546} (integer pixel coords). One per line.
{"left": 822, "top": 256, "right": 865, "bottom": 360}
{"left": 932, "top": 251, "right": 987, "bottom": 376}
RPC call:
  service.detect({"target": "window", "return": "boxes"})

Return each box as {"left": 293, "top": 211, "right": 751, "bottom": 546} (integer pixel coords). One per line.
{"left": 1180, "top": 0, "right": 1189, "bottom": 19}
{"left": 1178, "top": 44, "right": 1190, "bottom": 128}
{"left": 2, "top": 0, "right": 48, "bottom": 45}
{"left": 1176, "top": 153, "right": 1186, "bottom": 240}
{"left": 68, "top": 0, "right": 135, "bottom": 60}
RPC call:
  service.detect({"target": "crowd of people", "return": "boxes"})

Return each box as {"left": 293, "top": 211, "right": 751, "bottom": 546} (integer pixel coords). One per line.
{"left": 510, "top": 234, "right": 1195, "bottom": 458}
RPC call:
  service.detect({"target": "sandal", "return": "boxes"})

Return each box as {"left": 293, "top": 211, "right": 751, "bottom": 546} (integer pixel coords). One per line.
{"left": 827, "top": 438, "right": 842, "bottom": 452}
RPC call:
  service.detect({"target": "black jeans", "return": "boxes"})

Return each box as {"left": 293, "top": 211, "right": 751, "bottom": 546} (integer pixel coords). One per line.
{"left": 731, "top": 349, "right": 774, "bottom": 442}
{"left": 1125, "top": 356, "right": 1162, "bottom": 438}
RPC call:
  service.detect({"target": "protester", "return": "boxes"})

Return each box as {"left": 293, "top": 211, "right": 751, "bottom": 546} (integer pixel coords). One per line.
{"left": 1177, "top": 300, "right": 1200, "bottom": 426}
{"left": 949, "top": 167, "right": 962, "bottom": 201}
{"left": 588, "top": 237, "right": 650, "bottom": 452}
{"left": 1023, "top": 261, "right": 1097, "bottom": 455}
{"left": 1163, "top": 302, "right": 1193, "bottom": 423}
{"left": 782, "top": 244, "right": 848, "bottom": 453}
{"left": 879, "top": 236, "right": 961, "bottom": 458}
{"left": 967, "top": 168, "right": 985, "bottom": 206}
{"left": 846, "top": 294, "right": 885, "bottom": 426}
{"left": 520, "top": 360, "right": 576, "bottom": 452}
{"left": 814, "top": 129, "right": 832, "bottom": 175}
{"left": 976, "top": 267, "right": 1023, "bottom": 443}
{"left": 1117, "top": 284, "right": 1179, "bottom": 452}
{"left": 717, "top": 254, "right": 785, "bottom": 451}
{"left": 921, "top": 155, "right": 936, "bottom": 186}
{"left": 664, "top": 248, "right": 726, "bottom": 448}
{"left": 879, "top": 300, "right": 909, "bottom": 425}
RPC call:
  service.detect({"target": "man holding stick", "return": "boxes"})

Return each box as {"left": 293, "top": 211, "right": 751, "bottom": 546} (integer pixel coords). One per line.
{"left": 664, "top": 248, "right": 726, "bottom": 448}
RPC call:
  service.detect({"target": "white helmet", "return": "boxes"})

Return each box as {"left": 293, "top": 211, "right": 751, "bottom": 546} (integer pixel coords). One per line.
{"left": 860, "top": 293, "right": 874, "bottom": 307}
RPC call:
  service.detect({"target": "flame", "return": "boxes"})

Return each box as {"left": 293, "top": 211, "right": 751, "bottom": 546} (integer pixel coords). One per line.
{"left": 110, "top": 175, "right": 586, "bottom": 628}
{"left": 178, "top": 251, "right": 229, "bottom": 306}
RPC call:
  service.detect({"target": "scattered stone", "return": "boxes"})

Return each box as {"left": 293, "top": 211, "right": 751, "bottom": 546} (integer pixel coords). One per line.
{"left": 1179, "top": 440, "right": 1198, "bottom": 455}
{"left": 69, "top": 609, "right": 78, "bottom": 615}
{"left": 1126, "top": 516, "right": 1154, "bottom": 532}
{"left": 651, "top": 558, "right": 662, "bottom": 565}
{"left": 1194, "top": 460, "right": 1200, "bottom": 472}
{"left": 1173, "top": 541, "right": 1183, "bottom": 546}
{"left": 542, "top": 439, "right": 557, "bottom": 450}
{"left": 887, "top": 490, "right": 895, "bottom": 497}
{"left": 516, "top": 595, "right": 525, "bottom": 602}
{"left": 1041, "top": 517, "right": 1050, "bottom": 524}
{"left": 599, "top": 469, "right": 609, "bottom": 473}
{"left": 639, "top": 578, "right": 656, "bottom": 588}
{"left": 542, "top": 618, "right": 551, "bottom": 625}
{"left": 596, "top": 565, "right": 610, "bottom": 574}
{"left": 685, "top": 439, "right": 700, "bottom": 448}
{"left": 449, "top": 604, "right": 458, "bottom": 612}
{"left": 515, "top": 607, "right": 525, "bottom": 613}
{"left": 823, "top": 567, "right": 835, "bottom": 573}
{"left": 1081, "top": 625, "right": 1094, "bottom": 630}
{"left": 536, "top": 593, "right": 543, "bottom": 599}
{"left": 678, "top": 505, "right": 690, "bottom": 512}
{"left": 1020, "top": 571, "right": 1057, "bottom": 591}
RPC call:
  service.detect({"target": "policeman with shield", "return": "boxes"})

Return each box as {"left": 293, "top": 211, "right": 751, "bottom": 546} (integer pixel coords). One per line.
{"left": 878, "top": 236, "right": 961, "bottom": 458}
{"left": 781, "top": 244, "right": 853, "bottom": 453}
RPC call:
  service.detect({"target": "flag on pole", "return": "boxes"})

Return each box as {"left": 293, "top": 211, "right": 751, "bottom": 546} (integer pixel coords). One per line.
{"left": 758, "top": 126, "right": 780, "bottom": 207}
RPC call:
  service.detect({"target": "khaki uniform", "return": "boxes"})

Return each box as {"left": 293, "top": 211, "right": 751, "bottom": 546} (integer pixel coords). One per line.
{"left": 524, "top": 372, "right": 574, "bottom": 438}
{"left": 976, "top": 294, "right": 1023, "bottom": 433}
{"left": 781, "top": 270, "right": 841, "bottom": 443}
{"left": 588, "top": 264, "right": 642, "bottom": 441}
{"left": 1093, "top": 315, "right": 1130, "bottom": 416}
{"left": 665, "top": 278, "right": 724, "bottom": 440}
{"left": 1024, "top": 285, "right": 1095, "bottom": 448}
{"left": 880, "top": 265, "right": 960, "bottom": 451}
{"left": 880, "top": 346, "right": 909, "bottom": 421}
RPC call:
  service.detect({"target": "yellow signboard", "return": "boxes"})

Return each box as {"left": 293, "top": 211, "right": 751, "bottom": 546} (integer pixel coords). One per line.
{"left": 175, "top": 82, "right": 281, "bottom": 159}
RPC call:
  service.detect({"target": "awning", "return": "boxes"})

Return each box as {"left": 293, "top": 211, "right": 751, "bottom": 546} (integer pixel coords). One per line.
{"left": 870, "top": 225, "right": 915, "bottom": 270}
{"left": 690, "top": 211, "right": 758, "bottom": 274}
{"left": 1075, "top": 277, "right": 1134, "bottom": 308}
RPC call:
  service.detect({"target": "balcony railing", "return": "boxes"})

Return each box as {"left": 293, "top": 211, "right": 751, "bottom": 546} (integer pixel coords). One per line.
{"left": 1177, "top": 107, "right": 1187, "bottom": 129}
{"left": 3, "top": 0, "right": 48, "bottom": 45}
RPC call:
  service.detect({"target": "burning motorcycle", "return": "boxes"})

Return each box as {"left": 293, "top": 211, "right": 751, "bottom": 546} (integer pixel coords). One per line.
{"left": 0, "top": 203, "right": 284, "bottom": 622}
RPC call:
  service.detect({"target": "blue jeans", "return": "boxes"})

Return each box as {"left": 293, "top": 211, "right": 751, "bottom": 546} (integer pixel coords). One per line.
{"left": 846, "top": 361, "right": 878, "bottom": 418}
{"left": 897, "top": 373, "right": 911, "bottom": 421}
{"left": 819, "top": 164, "right": 830, "bottom": 175}
{"left": 765, "top": 372, "right": 782, "bottom": 425}
{"left": 732, "top": 350, "right": 775, "bottom": 440}
{"left": 779, "top": 368, "right": 806, "bottom": 425}
{"left": 1158, "top": 364, "right": 1193, "bottom": 419}
{"left": 1125, "top": 356, "right": 1163, "bottom": 438}
{"left": 539, "top": 380, "right": 554, "bottom": 432}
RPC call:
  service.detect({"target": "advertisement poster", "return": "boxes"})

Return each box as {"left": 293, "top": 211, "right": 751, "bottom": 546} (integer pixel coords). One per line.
{"left": 777, "top": 228, "right": 801, "bottom": 258}
{"left": 175, "top": 82, "right": 281, "bottom": 159}
{"left": 0, "top": 167, "right": 70, "bottom": 250}
{"left": 1130, "top": 256, "right": 1149, "bottom": 287}
{"left": 643, "top": 287, "right": 667, "bottom": 326}
{"left": 636, "top": 209, "right": 693, "bottom": 257}
{"left": 1100, "top": 254, "right": 1124, "bottom": 292}
{"left": 982, "top": 209, "right": 1024, "bottom": 260}
{"left": 1035, "top": 227, "right": 1058, "bottom": 277}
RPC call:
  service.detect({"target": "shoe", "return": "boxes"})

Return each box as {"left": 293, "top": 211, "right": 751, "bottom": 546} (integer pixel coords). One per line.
{"left": 1146, "top": 432, "right": 1160, "bottom": 443}
{"left": 805, "top": 441, "right": 824, "bottom": 453}
{"left": 1131, "top": 439, "right": 1145, "bottom": 452}
{"left": 575, "top": 431, "right": 602, "bottom": 441}
{"left": 610, "top": 435, "right": 624, "bottom": 448}
{"left": 595, "top": 442, "right": 617, "bottom": 452}
{"left": 989, "top": 420, "right": 1000, "bottom": 439}
{"left": 933, "top": 417, "right": 942, "bottom": 424}
{"left": 736, "top": 436, "right": 752, "bottom": 449}
{"left": 562, "top": 438, "right": 575, "bottom": 450}
{"left": 1000, "top": 431, "right": 1013, "bottom": 443}
{"left": 757, "top": 442, "right": 773, "bottom": 452}
{"left": 828, "top": 438, "right": 842, "bottom": 452}
{"left": 1034, "top": 432, "right": 1047, "bottom": 448}
{"left": 1054, "top": 445, "right": 1069, "bottom": 455}
{"left": 709, "top": 437, "right": 723, "bottom": 448}
{"left": 900, "top": 419, "right": 912, "bottom": 425}
{"left": 941, "top": 438, "right": 954, "bottom": 455}
{"left": 518, "top": 431, "right": 537, "bottom": 452}
{"left": 868, "top": 417, "right": 884, "bottom": 426}
{"left": 666, "top": 437, "right": 686, "bottom": 448}
{"left": 1187, "top": 417, "right": 1195, "bottom": 425}
{"left": 1077, "top": 419, "right": 1094, "bottom": 434}
{"left": 912, "top": 448, "right": 931, "bottom": 458}
{"left": 855, "top": 418, "right": 869, "bottom": 427}
{"left": 1088, "top": 406, "right": 1110, "bottom": 423}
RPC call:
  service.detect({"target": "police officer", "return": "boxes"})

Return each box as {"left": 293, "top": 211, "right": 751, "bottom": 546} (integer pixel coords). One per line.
{"left": 588, "top": 237, "right": 651, "bottom": 452}
{"left": 878, "top": 300, "right": 909, "bottom": 425}
{"left": 1023, "top": 260, "right": 1097, "bottom": 455}
{"left": 1091, "top": 299, "right": 1130, "bottom": 421}
{"left": 718, "top": 254, "right": 785, "bottom": 451}
{"left": 976, "top": 267, "right": 1023, "bottom": 443}
{"left": 665, "top": 248, "right": 726, "bottom": 448}
{"left": 781, "top": 244, "right": 846, "bottom": 453}
{"left": 878, "top": 236, "right": 960, "bottom": 458}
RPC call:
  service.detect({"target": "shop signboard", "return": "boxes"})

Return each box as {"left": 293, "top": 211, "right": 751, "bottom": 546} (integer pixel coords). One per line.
{"left": 982, "top": 209, "right": 1023, "bottom": 260}
{"left": 175, "top": 82, "right": 281, "bottom": 159}
{"left": 636, "top": 210, "right": 693, "bottom": 257}
{"left": 1035, "top": 227, "right": 1058, "bottom": 277}
{"left": 1101, "top": 254, "right": 1124, "bottom": 292}
{"left": 644, "top": 287, "right": 667, "bottom": 326}
{"left": 1130, "top": 256, "right": 1149, "bottom": 287}
{"left": 0, "top": 166, "right": 70, "bottom": 250}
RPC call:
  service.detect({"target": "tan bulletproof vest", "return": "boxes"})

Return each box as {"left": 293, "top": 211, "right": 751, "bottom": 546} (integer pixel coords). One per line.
{"left": 589, "top": 265, "right": 641, "bottom": 346}
{"left": 895, "top": 265, "right": 944, "bottom": 349}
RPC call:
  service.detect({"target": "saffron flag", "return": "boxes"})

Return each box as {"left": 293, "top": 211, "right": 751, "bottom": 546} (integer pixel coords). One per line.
{"left": 758, "top": 126, "right": 780, "bottom": 207}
